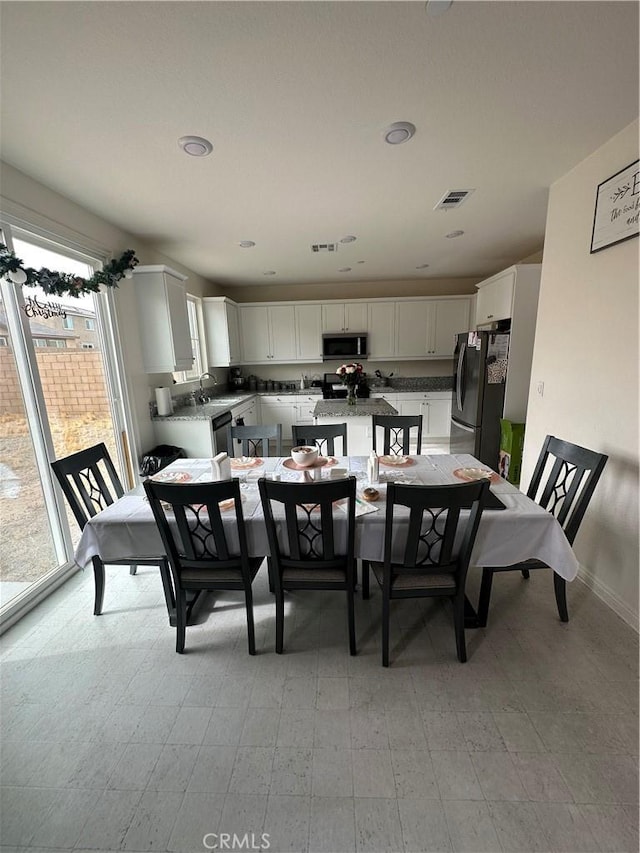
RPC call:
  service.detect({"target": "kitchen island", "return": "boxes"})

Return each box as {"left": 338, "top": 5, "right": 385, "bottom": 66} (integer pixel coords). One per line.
{"left": 313, "top": 398, "right": 398, "bottom": 455}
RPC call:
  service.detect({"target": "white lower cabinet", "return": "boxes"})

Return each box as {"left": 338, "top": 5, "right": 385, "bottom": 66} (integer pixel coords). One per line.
{"left": 259, "top": 395, "right": 318, "bottom": 441}
{"left": 371, "top": 391, "right": 451, "bottom": 449}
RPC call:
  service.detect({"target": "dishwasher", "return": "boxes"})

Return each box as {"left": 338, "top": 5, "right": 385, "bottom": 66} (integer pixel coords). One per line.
{"left": 211, "top": 410, "right": 233, "bottom": 455}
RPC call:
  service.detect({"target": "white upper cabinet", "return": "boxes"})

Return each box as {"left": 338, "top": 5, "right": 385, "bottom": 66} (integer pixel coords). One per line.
{"left": 239, "top": 304, "right": 296, "bottom": 363}
{"left": 475, "top": 268, "right": 517, "bottom": 325}
{"left": 367, "top": 302, "right": 396, "bottom": 359}
{"left": 322, "top": 302, "right": 368, "bottom": 333}
{"left": 295, "top": 304, "right": 323, "bottom": 361}
{"left": 395, "top": 301, "right": 431, "bottom": 357}
{"left": 430, "top": 299, "right": 471, "bottom": 357}
{"left": 133, "top": 265, "right": 192, "bottom": 373}
{"left": 202, "top": 297, "right": 241, "bottom": 366}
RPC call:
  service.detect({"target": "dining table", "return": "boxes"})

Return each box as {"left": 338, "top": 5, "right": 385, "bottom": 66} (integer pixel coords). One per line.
{"left": 74, "top": 453, "right": 579, "bottom": 627}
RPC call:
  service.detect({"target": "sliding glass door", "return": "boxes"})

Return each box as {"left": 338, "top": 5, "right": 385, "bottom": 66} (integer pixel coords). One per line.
{"left": 0, "top": 224, "right": 129, "bottom": 619}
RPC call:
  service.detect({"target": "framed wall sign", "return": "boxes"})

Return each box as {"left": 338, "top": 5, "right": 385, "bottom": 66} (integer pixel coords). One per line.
{"left": 590, "top": 159, "right": 639, "bottom": 253}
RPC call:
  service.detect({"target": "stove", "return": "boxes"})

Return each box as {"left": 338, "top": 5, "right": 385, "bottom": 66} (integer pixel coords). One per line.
{"left": 321, "top": 372, "right": 370, "bottom": 399}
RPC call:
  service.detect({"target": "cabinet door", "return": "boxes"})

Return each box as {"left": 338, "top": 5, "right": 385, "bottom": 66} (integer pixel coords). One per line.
{"left": 260, "top": 399, "right": 296, "bottom": 440}
{"left": 367, "top": 302, "right": 396, "bottom": 359}
{"left": 295, "top": 304, "right": 322, "bottom": 361}
{"left": 475, "top": 270, "right": 515, "bottom": 325}
{"left": 431, "top": 299, "right": 470, "bottom": 357}
{"left": 294, "top": 396, "right": 318, "bottom": 425}
{"left": 203, "top": 299, "right": 233, "bottom": 366}
{"left": 424, "top": 398, "right": 451, "bottom": 437}
{"left": 344, "top": 303, "right": 368, "bottom": 332}
{"left": 227, "top": 302, "right": 241, "bottom": 364}
{"left": 396, "top": 301, "right": 432, "bottom": 358}
{"left": 269, "top": 305, "right": 297, "bottom": 361}
{"left": 134, "top": 266, "right": 191, "bottom": 373}
{"left": 165, "top": 277, "right": 193, "bottom": 369}
{"left": 239, "top": 306, "right": 271, "bottom": 363}
{"left": 322, "top": 304, "right": 346, "bottom": 332}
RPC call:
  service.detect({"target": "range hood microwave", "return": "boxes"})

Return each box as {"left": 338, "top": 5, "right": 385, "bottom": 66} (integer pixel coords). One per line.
{"left": 322, "top": 332, "right": 368, "bottom": 361}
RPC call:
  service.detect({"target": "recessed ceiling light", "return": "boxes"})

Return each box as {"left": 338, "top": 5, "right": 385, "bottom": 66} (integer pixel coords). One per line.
{"left": 446, "top": 230, "right": 464, "bottom": 238}
{"left": 338, "top": 267, "right": 352, "bottom": 273}
{"left": 178, "top": 136, "right": 213, "bottom": 157}
{"left": 238, "top": 240, "right": 255, "bottom": 248}
{"left": 384, "top": 122, "right": 416, "bottom": 145}
{"left": 416, "top": 264, "right": 430, "bottom": 269}
{"left": 340, "top": 235, "right": 357, "bottom": 244}
{"left": 425, "top": 0, "right": 453, "bottom": 16}
{"left": 263, "top": 270, "right": 276, "bottom": 276}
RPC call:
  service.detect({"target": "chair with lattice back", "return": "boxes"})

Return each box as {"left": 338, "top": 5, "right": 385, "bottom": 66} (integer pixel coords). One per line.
{"left": 362, "top": 479, "right": 489, "bottom": 666}
{"left": 51, "top": 443, "right": 172, "bottom": 616}
{"left": 227, "top": 423, "right": 282, "bottom": 458}
{"left": 292, "top": 423, "right": 348, "bottom": 457}
{"left": 258, "top": 476, "right": 358, "bottom": 655}
{"left": 476, "top": 435, "right": 608, "bottom": 627}
{"left": 144, "top": 477, "right": 263, "bottom": 654}
{"left": 372, "top": 414, "right": 423, "bottom": 455}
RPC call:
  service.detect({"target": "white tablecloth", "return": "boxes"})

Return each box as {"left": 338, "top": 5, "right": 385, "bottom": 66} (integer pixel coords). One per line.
{"left": 74, "top": 454, "right": 580, "bottom": 581}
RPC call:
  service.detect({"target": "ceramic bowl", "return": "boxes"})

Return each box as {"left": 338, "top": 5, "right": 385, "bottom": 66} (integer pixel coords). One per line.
{"left": 290, "top": 445, "right": 319, "bottom": 467}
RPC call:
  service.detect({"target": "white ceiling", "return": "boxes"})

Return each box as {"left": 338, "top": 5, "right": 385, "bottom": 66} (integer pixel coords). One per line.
{"left": 1, "top": 1, "right": 638, "bottom": 288}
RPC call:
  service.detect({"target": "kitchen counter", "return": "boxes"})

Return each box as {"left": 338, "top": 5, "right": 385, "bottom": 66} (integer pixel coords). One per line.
{"left": 152, "top": 388, "right": 323, "bottom": 422}
{"left": 313, "top": 399, "right": 398, "bottom": 418}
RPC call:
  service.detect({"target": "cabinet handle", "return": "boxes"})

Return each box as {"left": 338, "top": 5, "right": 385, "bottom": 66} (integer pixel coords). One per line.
{"left": 487, "top": 314, "right": 494, "bottom": 319}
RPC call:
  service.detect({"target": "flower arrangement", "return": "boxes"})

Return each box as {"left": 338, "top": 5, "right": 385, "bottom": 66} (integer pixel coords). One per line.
{"left": 336, "top": 362, "right": 363, "bottom": 405}
{"left": 0, "top": 243, "right": 139, "bottom": 298}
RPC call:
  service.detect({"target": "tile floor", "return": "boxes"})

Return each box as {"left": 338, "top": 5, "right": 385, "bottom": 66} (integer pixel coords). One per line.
{"left": 0, "top": 562, "right": 638, "bottom": 852}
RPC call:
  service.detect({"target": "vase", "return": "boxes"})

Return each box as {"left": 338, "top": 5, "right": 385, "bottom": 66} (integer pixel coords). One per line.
{"left": 347, "top": 385, "right": 357, "bottom": 406}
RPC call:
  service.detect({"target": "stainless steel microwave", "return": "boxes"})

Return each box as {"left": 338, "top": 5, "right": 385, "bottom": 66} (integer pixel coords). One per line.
{"left": 322, "top": 332, "right": 368, "bottom": 361}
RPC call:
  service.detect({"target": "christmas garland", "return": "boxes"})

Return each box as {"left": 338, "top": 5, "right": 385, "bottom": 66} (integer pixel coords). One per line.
{"left": 0, "top": 243, "right": 139, "bottom": 298}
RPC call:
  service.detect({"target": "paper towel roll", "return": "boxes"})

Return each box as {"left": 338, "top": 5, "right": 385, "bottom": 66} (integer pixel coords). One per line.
{"left": 155, "top": 387, "right": 173, "bottom": 417}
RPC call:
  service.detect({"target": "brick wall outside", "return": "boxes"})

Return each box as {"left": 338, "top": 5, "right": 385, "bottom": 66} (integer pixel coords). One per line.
{"left": 0, "top": 347, "right": 111, "bottom": 417}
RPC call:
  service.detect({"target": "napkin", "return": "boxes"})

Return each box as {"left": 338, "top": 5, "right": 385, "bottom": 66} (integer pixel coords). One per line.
{"left": 211, "top": 452, "right": 231, "bottom": 481}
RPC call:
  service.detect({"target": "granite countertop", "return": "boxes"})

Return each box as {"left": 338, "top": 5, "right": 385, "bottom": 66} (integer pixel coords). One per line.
{"left": 313, "top": 399, "right": 398, "bottom": 417}
{"left": 152, "top": 388, "right": 324, "bottom": 422}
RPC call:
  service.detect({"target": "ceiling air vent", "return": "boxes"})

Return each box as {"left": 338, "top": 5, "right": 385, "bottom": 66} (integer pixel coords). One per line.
{"left": 311, "top": 243, "right": 338, "bottom": 253}
{"left": 434, "top": 189, "right": 475, "bottom": 211}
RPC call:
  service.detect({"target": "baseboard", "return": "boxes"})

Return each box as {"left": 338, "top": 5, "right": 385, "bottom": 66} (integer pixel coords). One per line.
{"left": 576, "top": 563, "right": 639, "bottom": 633}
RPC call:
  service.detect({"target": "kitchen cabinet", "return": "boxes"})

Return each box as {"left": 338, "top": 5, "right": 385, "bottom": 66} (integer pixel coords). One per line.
{"left": 133, "top": 265, "right": 192, "bottom": 373}
{"left": 239, "top": 304, "right": 297, "bottom": 363}
{"left": 394, "top": 299, "right": 470, "bottom": 359}
{"left": 259, "top": 394, "right": 318, "bottom": 440}
{"left": 322, "top": 302, "right": 368, "bottom": 333}
{"left": 474, "top": 264, "right": 541, "bottom": 421}
{"left": 475, "top": 264, "right": 541, "bottom": 327}
{"left": 370, "top": 390, "right": 451, "bottom": 447}
{"left": 367, "top": 302, "right": 396, "bottom": 359}
{"left": 202, "top": 297, "right": 241, "bottom": 366}
{"left": 295, "top": 304, "right": 323, "bottom": 361}
{"left": 260, "top": 394, "right": 321, "bottom": 441}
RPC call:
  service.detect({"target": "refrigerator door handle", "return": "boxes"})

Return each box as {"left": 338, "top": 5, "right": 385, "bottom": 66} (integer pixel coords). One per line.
{"left": 455, "top": 342, "right": 466, "bottom": 412}
{"left": 451, "top": 419, "right": 475, "bottom": 433}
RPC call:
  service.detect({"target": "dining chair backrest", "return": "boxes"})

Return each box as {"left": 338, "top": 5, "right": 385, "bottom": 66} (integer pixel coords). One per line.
{"left": 51, "top": 442, "right": 124, "bottom": 531}
{"left": 143, "top": 478, "right": 252, "bottom": 580}
{"left": 258, "top": 476, "right": 357, "bottom": 572}
{"left": 292, "top": 423, "right": 348, "bottom": 457}
{"left": 227, "top": 423, "right": 282, "bottom": 458}
{"left": 383, "top": 480, "right": 489, "bottom": 585}
{"left": 372, "top": 414, "right": 423, "bottom": 455}
{"left": 526, "top": 435, "right": 608, "bottom": 545}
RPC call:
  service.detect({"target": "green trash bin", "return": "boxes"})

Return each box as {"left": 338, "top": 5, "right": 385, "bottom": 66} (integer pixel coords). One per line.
{"left": 499, "top": 419, "right": 525, "bottom": 485}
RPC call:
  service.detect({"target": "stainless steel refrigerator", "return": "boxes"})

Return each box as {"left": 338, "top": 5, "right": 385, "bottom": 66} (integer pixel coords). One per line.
{"left": 450, "top": 331, "right": 510, "bottom": 468}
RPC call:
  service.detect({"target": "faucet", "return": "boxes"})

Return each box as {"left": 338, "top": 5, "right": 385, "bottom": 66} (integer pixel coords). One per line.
{"left": 197, "top": 372, "right": 217, "bottom": 403}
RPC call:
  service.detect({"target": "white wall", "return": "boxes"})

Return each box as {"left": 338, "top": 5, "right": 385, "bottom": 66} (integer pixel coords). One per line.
{"left": 521, "top": 120, "right": 639, "bottom": 629}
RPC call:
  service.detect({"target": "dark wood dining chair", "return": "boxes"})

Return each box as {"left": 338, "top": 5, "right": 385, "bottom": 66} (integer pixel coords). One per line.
{"left": 227, "top": 423, "right": 282, "bottom": 457}
{"left": 292, "top": 423, "right": 348, "bottom": 456}
{"left": 143, "top": 478, "right": 262, "bottom": 654}
{"left": 362, "top": 479, "right": 489, "bottom": 666}
{"left": 372, "top": 414, "right": 423, "bottom": 455}
{"left": 476, "top": 434, "right": 608, "bottom": 627}
{"left": 258, "top": 476, "right": 358, "bottom": 655}
{"left": 51, "top": 443, "right": 172, "bottom": 616}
